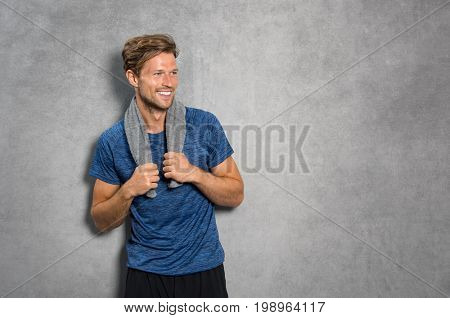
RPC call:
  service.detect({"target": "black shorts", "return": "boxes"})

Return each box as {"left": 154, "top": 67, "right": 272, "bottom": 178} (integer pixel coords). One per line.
{"left": 124, "top": 264, "right": 228, "bottom": 298}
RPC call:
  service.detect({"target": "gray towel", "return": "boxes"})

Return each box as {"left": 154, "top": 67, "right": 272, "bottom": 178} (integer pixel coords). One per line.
{"left": 124, "top": 96, "right": 186, "bottom": 198}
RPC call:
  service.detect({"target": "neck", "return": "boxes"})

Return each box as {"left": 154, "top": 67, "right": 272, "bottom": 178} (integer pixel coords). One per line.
{"left": 135, "top": 94, "right": 167, "bottom": 134}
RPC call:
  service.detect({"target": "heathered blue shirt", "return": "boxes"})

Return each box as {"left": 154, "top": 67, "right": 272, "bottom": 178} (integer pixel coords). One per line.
{"left": 88, "top": 106, "right": 234, "bottom": 276}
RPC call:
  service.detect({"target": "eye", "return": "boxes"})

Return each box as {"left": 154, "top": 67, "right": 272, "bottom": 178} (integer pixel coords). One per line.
{"left": 171, "top": 71, "right": 178, "bottom": 76}
{"left": 153, "top": 72, "right": 163, "bottom": 76}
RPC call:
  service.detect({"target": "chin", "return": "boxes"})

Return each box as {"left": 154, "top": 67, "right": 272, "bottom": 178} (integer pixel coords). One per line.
{"left": 141, "top": 96, "right": 171, "bottom": 111}
{"left": 160, "top": 98, "right": 175, "bottom": 109}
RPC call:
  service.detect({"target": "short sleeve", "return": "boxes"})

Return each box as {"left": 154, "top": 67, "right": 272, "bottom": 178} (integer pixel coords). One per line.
{"left": 88, "top": 133, "right": 121, "bottom": 185}
{"left": 206, "top": 113, "right": 234, "bottom": 169}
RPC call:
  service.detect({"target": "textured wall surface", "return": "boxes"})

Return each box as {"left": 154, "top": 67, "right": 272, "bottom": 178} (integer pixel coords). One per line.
{"left": 1, "top": 0, "right": 449, "bottom": 297}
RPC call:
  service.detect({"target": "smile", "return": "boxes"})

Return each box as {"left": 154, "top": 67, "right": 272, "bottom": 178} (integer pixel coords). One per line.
{"left": 157, "top": 91, "right": 172, "bottom": 96}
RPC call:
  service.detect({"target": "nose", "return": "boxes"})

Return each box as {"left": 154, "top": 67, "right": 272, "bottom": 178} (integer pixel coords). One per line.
{"left": 162, "top": 73, "right": 172, "bottom": 87}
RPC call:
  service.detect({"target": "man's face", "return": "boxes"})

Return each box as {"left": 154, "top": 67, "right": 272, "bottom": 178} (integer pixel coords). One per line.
{"left": 136, "top": 52, "right": 178, "bottom": 111}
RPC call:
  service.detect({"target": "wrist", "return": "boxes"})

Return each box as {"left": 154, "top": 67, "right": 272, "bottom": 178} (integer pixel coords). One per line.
{"left": 120, "top": 183, "right": 135, "bottom": 200}
{"left": 189, "top": 165, "right": 206, "bottom": 185}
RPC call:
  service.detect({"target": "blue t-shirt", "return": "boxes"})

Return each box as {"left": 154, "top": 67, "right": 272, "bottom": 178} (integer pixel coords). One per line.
{"left": 88, "top": 106, "right": 234, "bottom": 276}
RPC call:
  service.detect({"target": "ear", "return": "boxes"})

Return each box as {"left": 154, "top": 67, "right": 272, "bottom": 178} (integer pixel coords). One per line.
{"left": 125, "top": 69, "right": 139, "bottom": 88}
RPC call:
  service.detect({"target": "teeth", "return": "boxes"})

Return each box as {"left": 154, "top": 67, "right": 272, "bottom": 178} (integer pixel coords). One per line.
{"left": 158, "top": 91, "right": 171, "bottom": 96}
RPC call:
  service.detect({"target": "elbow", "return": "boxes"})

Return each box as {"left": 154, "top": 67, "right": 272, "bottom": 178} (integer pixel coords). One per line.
{"left": 90, "top": 207, "right": 114, "bottom": 233}
{"left": 90, "top": 208, "right": 104, "bottom": 232}
{"left": 230, "top": 185, "right": 244, "bottom": 208}
{"left": 234, "top": 192, "right": 244, "bottom": 208}
{"left": 93, "top": 221, "right": 109, "bottom": 233}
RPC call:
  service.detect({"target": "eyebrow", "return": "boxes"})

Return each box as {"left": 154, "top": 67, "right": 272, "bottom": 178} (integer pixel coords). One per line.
{"left": 154, "top": 68, "right": 179, "bottom": 72}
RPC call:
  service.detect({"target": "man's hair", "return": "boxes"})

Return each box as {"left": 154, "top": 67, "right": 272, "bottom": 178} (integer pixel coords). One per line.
{"left": 122, "top": 34, "right": 179, "bottom": 76}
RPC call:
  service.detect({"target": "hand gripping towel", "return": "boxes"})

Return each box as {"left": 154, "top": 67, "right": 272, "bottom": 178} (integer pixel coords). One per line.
{"left": 124, "top": 96, "right": 186, "bottom": 198}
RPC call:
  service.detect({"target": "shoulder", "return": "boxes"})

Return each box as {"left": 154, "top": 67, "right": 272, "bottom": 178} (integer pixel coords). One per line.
{"left": 185, "top": 106, "right": 221, "bottom": 126}
{"left": 98, "top": 119, "right": 125, "bottom": 147}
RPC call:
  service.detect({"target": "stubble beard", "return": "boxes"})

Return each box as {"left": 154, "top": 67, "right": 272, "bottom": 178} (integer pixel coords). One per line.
{"left": 138, "top": 87, "right": 174, "bottom": 113}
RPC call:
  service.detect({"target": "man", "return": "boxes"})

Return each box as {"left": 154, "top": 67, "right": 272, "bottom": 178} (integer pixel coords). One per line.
{"left": 88, "top": 34, "right": 244, "bottom": 298}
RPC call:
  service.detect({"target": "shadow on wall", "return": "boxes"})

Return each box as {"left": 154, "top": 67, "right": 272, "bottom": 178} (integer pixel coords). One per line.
{"left": 82, "top": 48, "right": 133, "bottom": 297}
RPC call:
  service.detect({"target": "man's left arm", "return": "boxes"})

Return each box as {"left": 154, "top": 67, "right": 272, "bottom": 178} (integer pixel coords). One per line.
{"left": 162, "top": 152, "right": 244, "bottom": 208}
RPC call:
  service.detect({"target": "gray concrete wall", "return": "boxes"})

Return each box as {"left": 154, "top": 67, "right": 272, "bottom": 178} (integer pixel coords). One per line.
{"left": 1, "top": 0, "right": 449, "bottom": 297}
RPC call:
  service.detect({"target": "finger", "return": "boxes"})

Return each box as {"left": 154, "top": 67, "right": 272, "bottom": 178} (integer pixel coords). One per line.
{"left": 162, "top": 166, "right": 173, "bottom": 172}
{"left": 164, "top": 172, "right": 172, "bottom": 179}
{"left": 138, "top": 163, "right": 157, "bottom": 173}
{"left": 163, "top": 159, "right": 174, "bottom": 166}
{"left": 141, "top": 168, "right": 159, "bottom": 176}
{"left": 145, "top": 167, "right": 158, "bottom": 175}
{"left": 141, "top": 162, "right": 158, "bottom": 169}
{"left": 145, "top": 167, "right": 159, "bottom": 175}
{"left": 164, "top": 152, "right": 175, "bottom": 159}
{"left": 149, "top": 175, "right": 160, "bottom": 183}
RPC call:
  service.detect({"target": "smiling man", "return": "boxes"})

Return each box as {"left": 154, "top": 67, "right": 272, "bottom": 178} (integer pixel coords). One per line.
{"left": 88, "top": 34, "right": 244, "bottom": 297}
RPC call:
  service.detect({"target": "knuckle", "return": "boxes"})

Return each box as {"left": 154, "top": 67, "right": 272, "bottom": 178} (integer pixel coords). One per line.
{"left": 150, "top": 176, "right": 158, "bottom": 182}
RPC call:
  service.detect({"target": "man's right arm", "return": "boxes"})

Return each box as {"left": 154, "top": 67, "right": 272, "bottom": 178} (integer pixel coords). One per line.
{"left": 90, "top": 180, "right": 133, "bottom": 232}
{"left": 90, "top": 163, "right": 160, "bottom": 232}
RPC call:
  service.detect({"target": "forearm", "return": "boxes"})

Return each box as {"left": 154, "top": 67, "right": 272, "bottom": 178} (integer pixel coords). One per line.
{"left": 191, "top": 167, "right": 244, "bottom": 207}
{"left": 91, "top": 185, "right": 134, "bottom": 232}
